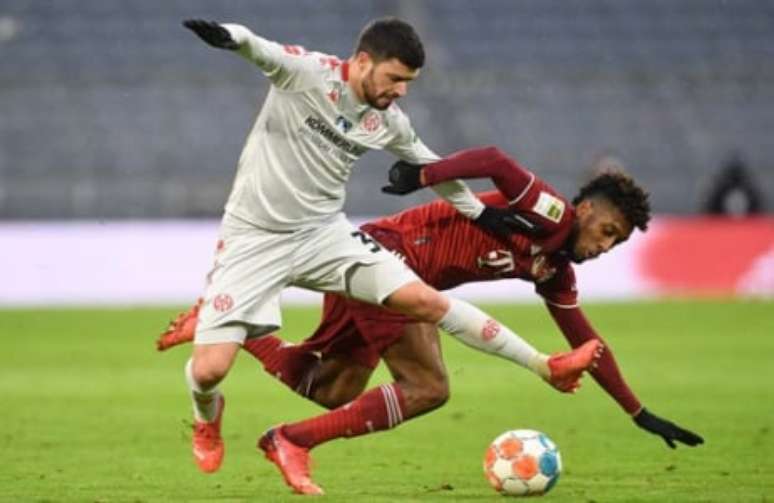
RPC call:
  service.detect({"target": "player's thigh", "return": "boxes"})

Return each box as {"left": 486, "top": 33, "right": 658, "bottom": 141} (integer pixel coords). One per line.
{"left": 197, "top": 214, "right": 292, "bottom": 337}
{"left": 381, "top": 322, "right": 448, "bottom": 388}
{"left": 291, "top": 216, "right": 417, "bottom": 305}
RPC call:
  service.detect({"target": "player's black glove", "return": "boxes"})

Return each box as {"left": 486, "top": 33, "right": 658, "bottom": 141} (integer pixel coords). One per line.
{"left": 183, "top": 19, "right": 239, "bottom": 50}
{"left": 633, "top": 408, "right": 704, "bottom": 449}
{"left": 381, "top": 160, "right": 424, "bottom": 195}
{"left": 474, "top": 206, "right": 541, "bottom": 239}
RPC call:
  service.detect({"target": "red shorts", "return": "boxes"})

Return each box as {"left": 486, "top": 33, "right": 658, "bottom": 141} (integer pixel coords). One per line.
{"left": 295, "top": 292, "right": 415, "bottom": 369}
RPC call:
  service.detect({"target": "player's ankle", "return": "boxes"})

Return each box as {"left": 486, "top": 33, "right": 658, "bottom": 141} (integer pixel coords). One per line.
{"left": 529, "top": 353, "right": 550, "bottom": 379}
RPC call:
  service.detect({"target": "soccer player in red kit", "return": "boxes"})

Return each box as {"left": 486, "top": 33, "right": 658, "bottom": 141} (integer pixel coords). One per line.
{"left": 158, "top": 146, "right": 703, "bottom": 494}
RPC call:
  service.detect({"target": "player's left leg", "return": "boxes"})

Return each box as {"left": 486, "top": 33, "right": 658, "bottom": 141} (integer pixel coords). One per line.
{"left": 258, "top": 348, "right": 416, "bottom": 494}
{"left": 266, "top": 322, "right": 446, "bottom": 451}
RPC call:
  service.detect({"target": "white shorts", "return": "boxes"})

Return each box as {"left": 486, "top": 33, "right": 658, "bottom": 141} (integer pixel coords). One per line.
{"left": 195, "top": 212, "right": 418, "bottom": 345}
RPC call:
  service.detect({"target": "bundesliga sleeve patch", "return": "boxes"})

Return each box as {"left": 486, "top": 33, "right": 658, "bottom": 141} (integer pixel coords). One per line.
{"left": 532, "top": 191, "right": 565, "bottom": 223}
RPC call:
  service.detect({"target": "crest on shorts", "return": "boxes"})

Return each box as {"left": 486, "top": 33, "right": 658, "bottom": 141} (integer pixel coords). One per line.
{"left": 532, "top": 191, "right": 565, "bottom": 223}
{"left": 213, "top": 294, "right": 234, "bottom": 313}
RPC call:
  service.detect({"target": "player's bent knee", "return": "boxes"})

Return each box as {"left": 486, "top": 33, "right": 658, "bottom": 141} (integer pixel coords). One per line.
{"left": 191, "top": 343, "right": 240, "bottom": 389}
{"left": 386, "top": 283, "right": 449, "bottom": 323}
{"left": 424, "top": 376, "right": 450, "bottom": 409}
{"left": 402, "top": 373, "right": 450, "bottom": 413}
{"left": 191, "top": 358, "right": 229, "bottom": 389}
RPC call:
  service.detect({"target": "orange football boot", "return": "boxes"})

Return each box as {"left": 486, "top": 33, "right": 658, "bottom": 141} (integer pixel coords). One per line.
{"left": 546, "top": 339, "right": 604, "bottom": 393}
{"left": 192, "top": 394, "right": 225, "bottom": 473}
{"left": 157, "top": 298, "right": 202, "bottom": 351}
{"left": 258, "top": 427, "right": 324, "bottom": 495}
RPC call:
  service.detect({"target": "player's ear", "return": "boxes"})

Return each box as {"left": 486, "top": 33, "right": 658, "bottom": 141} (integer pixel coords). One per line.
{"left": 354, "top": 51, "right": 374, "bottom": 71}
{"left": 575, "top": 198, "right": 593, "bottom": 218}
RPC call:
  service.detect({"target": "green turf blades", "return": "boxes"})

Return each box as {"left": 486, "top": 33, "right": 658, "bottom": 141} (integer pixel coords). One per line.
{"left": 2, "top": 300, "right": 773, "bottom": 502}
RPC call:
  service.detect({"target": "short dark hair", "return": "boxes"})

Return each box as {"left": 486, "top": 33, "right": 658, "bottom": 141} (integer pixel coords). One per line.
{"left": 355, "top": 17, "right": 425, "bottom": 69}
{"left": 573, "top": 170, "right": 651, "bottom": 231}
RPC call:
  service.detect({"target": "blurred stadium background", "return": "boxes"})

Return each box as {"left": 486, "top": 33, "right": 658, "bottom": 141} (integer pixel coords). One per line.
{"left": 3, "top": 4, "right": 773, "bottom": 501}
{"left": 1, "top": 0, "right": 772, "bottom": 304}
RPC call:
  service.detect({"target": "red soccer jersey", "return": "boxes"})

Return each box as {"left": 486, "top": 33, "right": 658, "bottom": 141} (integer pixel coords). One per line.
{"left": 365, "top": 190, "right": 579, "bottom": 308}
{"left": 360, "top": 146, "right": 642, "bottom": 415}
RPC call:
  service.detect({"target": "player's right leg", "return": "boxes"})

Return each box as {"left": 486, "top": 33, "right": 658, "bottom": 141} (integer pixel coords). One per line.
{"left": 159, "top": 298, "right": 372, "bottom": 410}
{"left": 186, "top": 329, "right": 243, "bottom": 474}
{"left": 185, "top": 212, "right": 291, "bottom": 473}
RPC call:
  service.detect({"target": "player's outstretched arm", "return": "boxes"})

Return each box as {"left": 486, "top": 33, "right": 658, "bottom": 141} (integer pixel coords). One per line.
{"left": 183, "top": 19, "right": 239, "bottom": 50}
{"left": 546, "top": 303, "right": 704, "bottom": 448}
{"left": 182, "top": 20, "right": 314, "bottom": 90}
{"left": 382, "top": 159, "right": 541, "bottom": 239}
{"left": 633, "top": 408, "right": 704, "bottom": 448}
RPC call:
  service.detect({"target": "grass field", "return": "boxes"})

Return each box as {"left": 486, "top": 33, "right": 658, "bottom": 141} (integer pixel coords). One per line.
{"left": 3, "top": 299, "right": 773, "bottom": 502}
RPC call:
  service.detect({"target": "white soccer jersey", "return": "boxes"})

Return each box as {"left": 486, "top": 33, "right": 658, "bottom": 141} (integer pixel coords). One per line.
{"left": 220, "top": 24, "right": 483, "bottom": 231}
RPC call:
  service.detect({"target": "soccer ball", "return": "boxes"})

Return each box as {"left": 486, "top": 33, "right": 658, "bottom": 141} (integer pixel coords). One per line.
{"left": 483, "top": 429, "right": 562, "bottom": 496}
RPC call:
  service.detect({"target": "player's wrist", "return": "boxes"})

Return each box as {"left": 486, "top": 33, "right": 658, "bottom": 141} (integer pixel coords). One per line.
{"left": 469, "top": 202, "right": 486, "bottom": 220}
{"left": 220, "top": 23, "right": 248, "bottom": 46}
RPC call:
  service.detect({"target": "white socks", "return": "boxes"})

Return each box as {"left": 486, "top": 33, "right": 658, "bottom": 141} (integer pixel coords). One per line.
{"left": 185, "top": 358, "right": 221, "bottom": 422}
{"left": 438, "top": 297, "right": 550, "bottom": 378}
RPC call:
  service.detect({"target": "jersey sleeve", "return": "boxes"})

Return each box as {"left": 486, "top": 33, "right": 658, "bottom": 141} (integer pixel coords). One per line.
{"left": 545, "top": 303, "right": 643, "bottom": 415}
{"left": 422, "top": 146, "right": 535, "bottom": 202}
{"left": 222, "top": 23, "right": 321, "bottom": 91}
{"left": 385, "top": 113, "right": 485, "bottom": 219}
{"left": 384, "top": 112, "right": 440, "bottom": 164}
{"left": 535, "top": 262, "right": 578, "bottom": 308}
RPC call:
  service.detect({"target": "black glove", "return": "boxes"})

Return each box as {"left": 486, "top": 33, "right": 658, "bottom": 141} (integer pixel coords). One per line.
{"left": 381, "top": 161, "right": 424, "bottom": 195}
{"left": 474, "top": 206, "right": 541, "bottom": 239}
{"left": 633, "top": 408, "right": 704, "bottom": 449}
{"left": 183, "top": 19, "right": 239, "bottom": 50}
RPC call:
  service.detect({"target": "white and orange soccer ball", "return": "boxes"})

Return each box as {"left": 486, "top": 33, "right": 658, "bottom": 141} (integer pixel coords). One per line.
{"left": 483, "top": 429, "right": 562, "bottom": 496}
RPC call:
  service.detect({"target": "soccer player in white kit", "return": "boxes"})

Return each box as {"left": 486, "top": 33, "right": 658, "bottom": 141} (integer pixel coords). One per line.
{"left": 182, "top": 18, "right": 561, "bottom": 492}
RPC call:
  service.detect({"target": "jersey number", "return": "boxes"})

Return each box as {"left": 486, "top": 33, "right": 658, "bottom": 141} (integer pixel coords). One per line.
{"left": 351, "top": 231, "right": 382, "bottom": 253}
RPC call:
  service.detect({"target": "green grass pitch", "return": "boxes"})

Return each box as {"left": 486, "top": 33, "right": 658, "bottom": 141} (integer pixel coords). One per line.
{"left": 3, "top": 299, "right": 773, "bottom": 502}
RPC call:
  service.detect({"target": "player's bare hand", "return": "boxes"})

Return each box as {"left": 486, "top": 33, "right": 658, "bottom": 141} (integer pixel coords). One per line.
{"left": 183, "top": 19, "right": 239, "bottom": 50}
{"left": 633, "top": 408, "right": 705, "bottom": 448}
{"left": 382, "top": 160, "right": 424, "bottom": 195}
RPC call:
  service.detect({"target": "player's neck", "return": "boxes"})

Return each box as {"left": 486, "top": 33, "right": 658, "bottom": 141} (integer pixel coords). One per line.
{"left": 345, "top": 57, "right": 368, "bottom": 105}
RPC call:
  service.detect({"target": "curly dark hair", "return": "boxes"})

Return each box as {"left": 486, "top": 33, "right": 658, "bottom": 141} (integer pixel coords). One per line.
{"left": 572, "top": 170, "right": 651, "bottom": 231}
{"left": 355, "top": 17, "right": 425, "bottom": 69}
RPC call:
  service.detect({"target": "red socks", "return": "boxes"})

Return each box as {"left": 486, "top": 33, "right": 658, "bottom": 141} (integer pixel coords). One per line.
{"left": 281, "top": 383, "right": 406, "bottom": 449}
{"left": 243, "top": 335, "right": 320, "bottom": 397}
{"left": 243, "top": 337, "right": 408, "bottom": 449}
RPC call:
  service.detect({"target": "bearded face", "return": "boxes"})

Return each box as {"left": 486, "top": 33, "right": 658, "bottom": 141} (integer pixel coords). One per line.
{"left": 355, "top": 56, "right": 418, "bottom": 110}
